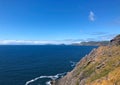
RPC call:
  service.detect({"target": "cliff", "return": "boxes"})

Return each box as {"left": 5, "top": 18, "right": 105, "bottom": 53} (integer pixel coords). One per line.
{"left": 53, "top": 35, "right": 120, "bottom": 85}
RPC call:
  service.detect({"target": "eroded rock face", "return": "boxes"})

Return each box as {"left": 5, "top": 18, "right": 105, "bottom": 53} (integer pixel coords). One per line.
{"left": 53, "top": 35, "right": 120, "bottom": 85}
{"left": 110, "top": 34, "right": 120, "bottom": 46}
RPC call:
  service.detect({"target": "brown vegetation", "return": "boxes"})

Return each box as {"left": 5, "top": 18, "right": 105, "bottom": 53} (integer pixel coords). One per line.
{"left": 53, "top": 35, "right": 120, "bottom": 85}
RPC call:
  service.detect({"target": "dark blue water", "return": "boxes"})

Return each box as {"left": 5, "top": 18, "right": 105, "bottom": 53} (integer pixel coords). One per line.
{"left": 0, "top": 45, "right": 97, "bottom": 85}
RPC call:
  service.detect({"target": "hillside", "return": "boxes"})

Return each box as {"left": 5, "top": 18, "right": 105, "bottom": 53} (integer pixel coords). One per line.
{"left": 52, "top": 35, "right": 120, "bottom": 85}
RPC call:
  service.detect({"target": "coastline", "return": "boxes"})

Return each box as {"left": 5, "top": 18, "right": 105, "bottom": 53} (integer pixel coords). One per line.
{"left": 52, "top": 35, "right": 120, "bottom": 85}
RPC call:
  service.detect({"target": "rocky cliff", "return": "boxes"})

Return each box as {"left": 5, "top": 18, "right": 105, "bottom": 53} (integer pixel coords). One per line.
{"left": 53, "top": 35, "right": 120, "bottom": 85}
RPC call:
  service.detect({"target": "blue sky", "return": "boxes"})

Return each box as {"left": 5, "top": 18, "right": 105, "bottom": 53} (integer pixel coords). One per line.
{"left": 0, "top": 0, "right": 120, "bottom": 44}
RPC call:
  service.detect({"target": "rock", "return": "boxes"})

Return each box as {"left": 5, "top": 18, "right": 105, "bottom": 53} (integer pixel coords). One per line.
{"left": 110, "top": 34, "right": 120, "bottom": 46}
{"left": 96, "top": 63, "right": 105, "bottom": 69}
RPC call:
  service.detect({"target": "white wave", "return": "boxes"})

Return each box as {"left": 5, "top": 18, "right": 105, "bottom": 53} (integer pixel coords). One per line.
{"left": 25, "top": 72, "right": 66, "bottom": 85}
{"left": 46, "top": 81, "right": 51, "bottom": 85}
{"left": 70, "top": 61, "right": 77, "bottom": 67}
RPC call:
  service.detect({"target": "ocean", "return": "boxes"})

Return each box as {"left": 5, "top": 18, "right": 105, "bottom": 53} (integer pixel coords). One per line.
{"left": 0, "top": 45, "right": 97, "bottom": 85}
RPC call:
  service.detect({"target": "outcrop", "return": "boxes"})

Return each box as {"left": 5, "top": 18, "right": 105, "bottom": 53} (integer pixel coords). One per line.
{"left": 110, "top": 34, "right": 120, "bottom": 46}
{"left": 53, "top": 35, "right": 120, "bottom": 85}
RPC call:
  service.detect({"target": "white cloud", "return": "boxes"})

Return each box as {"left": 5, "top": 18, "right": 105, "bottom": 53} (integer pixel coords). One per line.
{"left": 89, "top": 11, "right": 95, "bottom": 22}
{"left": 0, "top": 40, "right": 59, "bottom": 45}
{"left": 0, "top": 40, "right": 82, "bottom": 45}
{"left": 98, "top": 34, "right": 117, "bottom": 41}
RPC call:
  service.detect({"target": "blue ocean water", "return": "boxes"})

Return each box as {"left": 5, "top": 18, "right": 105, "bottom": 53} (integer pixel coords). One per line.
{"left": 0, "top": 45, "right": 97, "bottom": 85}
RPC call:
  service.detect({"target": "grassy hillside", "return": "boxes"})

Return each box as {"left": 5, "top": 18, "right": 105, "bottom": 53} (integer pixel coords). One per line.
{"left": 53, "top": 35, "right": 120, "bottom": 85}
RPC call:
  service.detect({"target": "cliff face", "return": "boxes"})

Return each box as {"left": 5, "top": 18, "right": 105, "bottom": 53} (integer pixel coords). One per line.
{"left": 53, "top": 35, "right": 120, "bottom": 85}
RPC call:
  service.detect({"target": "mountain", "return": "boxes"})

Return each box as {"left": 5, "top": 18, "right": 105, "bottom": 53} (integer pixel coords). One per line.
{"left": 72, "top": 41, "right": 109, "bottom": 46}
{"left": 52, "top": 35, "right": 120, "bottom": 85}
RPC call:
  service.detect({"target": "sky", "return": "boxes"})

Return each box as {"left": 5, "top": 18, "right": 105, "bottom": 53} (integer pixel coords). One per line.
{"left": 0, "top": 0, "right": 120, "bottom": 44}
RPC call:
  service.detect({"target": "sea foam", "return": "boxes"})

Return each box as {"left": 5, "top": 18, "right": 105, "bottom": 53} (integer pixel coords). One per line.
{"left": 25, "top": 60, "right": 76, "bottom": 85}
{"left": 70, "top": 61, "right": 77, "bottom": 67}
{"left": 25, "top": 72, "right": 66, "bottom": 85}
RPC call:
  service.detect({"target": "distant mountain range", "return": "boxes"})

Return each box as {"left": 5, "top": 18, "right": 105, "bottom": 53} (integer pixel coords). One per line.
{"left": 72, "top": 41, "right": 109, "bottom": 46}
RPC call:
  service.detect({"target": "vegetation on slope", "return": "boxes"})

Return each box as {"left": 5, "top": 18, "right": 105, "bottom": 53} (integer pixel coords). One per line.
{"left": 53, "top": 35, "right": 120, "bottom": 85}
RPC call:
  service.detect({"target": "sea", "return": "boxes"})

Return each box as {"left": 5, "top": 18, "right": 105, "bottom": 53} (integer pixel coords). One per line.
{"left": 0, "top": 45, "right": 97, "bottom": 85}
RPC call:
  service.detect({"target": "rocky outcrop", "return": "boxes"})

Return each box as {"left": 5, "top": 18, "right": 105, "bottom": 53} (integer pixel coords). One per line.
{"left": 53, "top": 34, "right": 120, "bottom": 85}
{"left": 110, "top": 34, "right": 120, "bottom": 46}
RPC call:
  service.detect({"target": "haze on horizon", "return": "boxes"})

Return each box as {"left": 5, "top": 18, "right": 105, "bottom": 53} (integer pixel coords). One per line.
{"left": 0, "top": 0, "right": 120, "bottom": 45}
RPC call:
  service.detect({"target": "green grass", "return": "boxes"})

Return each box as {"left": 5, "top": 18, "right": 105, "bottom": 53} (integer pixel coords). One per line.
{"left": 90, "top": 69, "right": 111, "bottom": 82}
{"left": 76, "top": 80, "right": 79, "bottom": 85}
